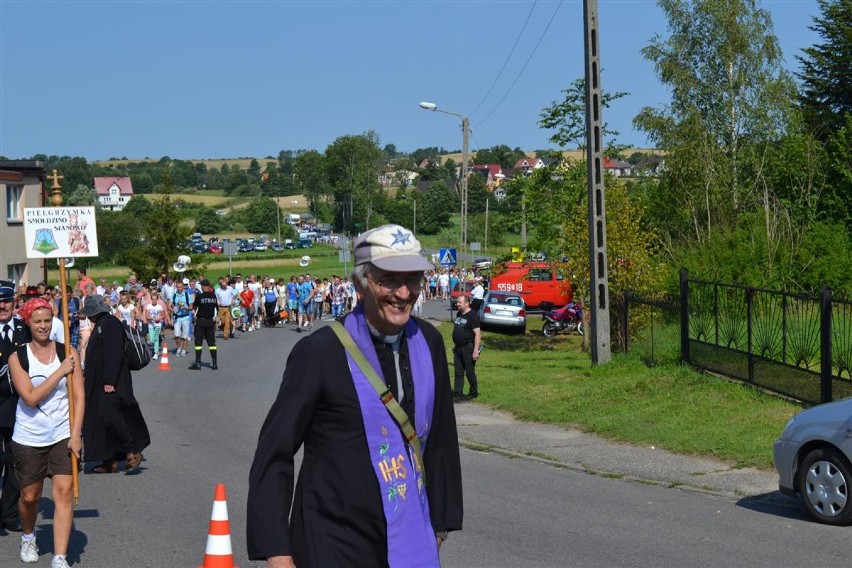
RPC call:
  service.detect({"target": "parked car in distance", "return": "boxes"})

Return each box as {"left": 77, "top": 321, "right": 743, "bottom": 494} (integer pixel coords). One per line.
{"left": 297, "top": 239, "right": 313, "bottom": 249}
{"left": 773, "top": 397, "right": 852, "bottom": 525}
{"left": 450, "top": 281, "right": 477, "bottom": 309}
{"left": 253, "top": 242, "right": 268, "bottom": 252}
{"left": 271, "top": 243, "right": 284, "bottom": 252}
{"left": 479, "top": 291, "right": 526, "bottom": 334}
{"left": 192, "top": 241, "right": 208, "bottom": 254}
{"left": 209, "top": 242, "right": 223, "bottom": 254}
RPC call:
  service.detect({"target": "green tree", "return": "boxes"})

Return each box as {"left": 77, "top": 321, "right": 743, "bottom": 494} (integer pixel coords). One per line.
{"left": 797, "top": 0, "right": 852, "bottom": 139}
{"left": 247, "top": 158, "right": 261, "bottom": 180}
{"left": 325, "top": 132, "right": 383, "bottom": 232}
{"left": 131, "top": 172, "right": 154, "bottom": 194}
{"left": 418, "top": 182, "right": 456, "bottom": 234}
{"left": 94, "top": 210, "right": 144, "bottom": 264}
{"left": 466, "top": 170, "right": 490, "bottom": 215}
{"left": 195, "top": 206, "right": 227, "bottom": 233}
{"left": 66, "top": 183, "right": 100, "bottom": 208}
{"left": 122, "top": 195, "right": 152, "bottom": 219}
{"left": 472, "top": 145, "right": 527, "bottom": 169}
{"left": 135, "top": 172, "right": 190, "bottom": 279}
{"left": 293, "top": 150, "right": 329, "bottom": 220}
{"left": 634, "top": 0, "right": 795, "bottom": 242}
{"left": 239, "top": 196, "right": 280, "bottom": 233}
{"left": 540, "top": 77, "right": 628, "bottom": 152}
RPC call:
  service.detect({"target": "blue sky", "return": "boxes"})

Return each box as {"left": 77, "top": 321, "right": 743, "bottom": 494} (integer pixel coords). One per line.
{"left": 0, "top": 0, "right": 821, "bottom": 161}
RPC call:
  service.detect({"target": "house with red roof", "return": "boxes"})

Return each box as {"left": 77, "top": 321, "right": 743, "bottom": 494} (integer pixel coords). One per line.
{"left": 469, "top": 164, "right": 505, "bottom": 189}
{"left": 602, "top": 157, "right": 634, "bottom": 177}
{"left": 94, "top": 177, "right": 134, "bottom": 211}
{"left": 513, "top": 157, "right": 546, "bottom": 177}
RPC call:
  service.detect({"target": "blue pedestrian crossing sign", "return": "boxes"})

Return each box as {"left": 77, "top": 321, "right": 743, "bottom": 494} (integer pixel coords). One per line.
{"left": 439, "top": 248, "right": 457, "bottom": 267}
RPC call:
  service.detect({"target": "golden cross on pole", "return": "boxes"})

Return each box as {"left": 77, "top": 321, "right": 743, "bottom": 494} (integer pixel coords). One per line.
{"left": 45, "top": 168, "right": 79, "bottom": 501}
{"left": 47, "top": 169, "right": 65, "bottom": 207}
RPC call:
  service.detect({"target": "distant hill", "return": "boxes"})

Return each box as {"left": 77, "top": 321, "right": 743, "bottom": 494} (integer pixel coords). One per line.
{"left": 439, "top": 147, "right": 663, "bottom": 164}
{"left": 96, "top": 148, "right": 663, "bottom": 170}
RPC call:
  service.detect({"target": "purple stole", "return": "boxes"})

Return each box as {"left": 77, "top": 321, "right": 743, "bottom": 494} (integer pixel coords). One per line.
{"left": 344, "top": 308, "right": 440, "bottom": 567}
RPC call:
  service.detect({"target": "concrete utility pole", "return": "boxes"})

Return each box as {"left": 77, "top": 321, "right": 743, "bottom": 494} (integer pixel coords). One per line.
{"left": 584, "top": 0, "right": 611, "bottom": 364}
{"left": 419, "top": 101, "right": 470, "bottom": 264}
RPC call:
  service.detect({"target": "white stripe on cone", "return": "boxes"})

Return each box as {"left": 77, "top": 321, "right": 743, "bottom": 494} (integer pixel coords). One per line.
{"left": 211, "top": 500, "right": 228, "bottom": 520}
{"left": 205, "top": 534, "right": 233, "bottom": 555}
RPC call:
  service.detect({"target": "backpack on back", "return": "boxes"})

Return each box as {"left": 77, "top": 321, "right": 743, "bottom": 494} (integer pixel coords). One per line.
{"left": 123, "top": 323, "right": 153, "bottom": 370}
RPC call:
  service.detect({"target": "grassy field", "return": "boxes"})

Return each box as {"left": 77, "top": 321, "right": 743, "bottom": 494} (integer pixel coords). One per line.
{"left": 438, "top": 323, "right": 801, "bottom": 470}
{"left": 140, "top": 193, "right": 308, "bottom": 211}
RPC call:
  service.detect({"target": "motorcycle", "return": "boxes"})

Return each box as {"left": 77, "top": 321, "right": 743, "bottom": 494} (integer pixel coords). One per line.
{"left": 541, "top": 301, "right": 583, "bottom": 337}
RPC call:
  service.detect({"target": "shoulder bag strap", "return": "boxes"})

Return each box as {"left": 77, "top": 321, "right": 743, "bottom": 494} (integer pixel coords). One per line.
{"left": 328, "top": 321, "right": 425, "bottom": 484}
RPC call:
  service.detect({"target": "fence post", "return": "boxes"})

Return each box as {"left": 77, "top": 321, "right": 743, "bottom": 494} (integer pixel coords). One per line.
{"left": 680, "top": 268, "right": 689, "bottom": 364}
{"left": 820, "top": 286, "right": 833, "bottom": 403}
{"left": 746, "top": 287, "right": 754, "bottom": 384}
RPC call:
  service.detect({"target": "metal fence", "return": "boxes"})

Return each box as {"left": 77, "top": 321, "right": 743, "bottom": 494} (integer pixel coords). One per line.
{"left": 619, "top": 270, "right": 852, "bottom": 405}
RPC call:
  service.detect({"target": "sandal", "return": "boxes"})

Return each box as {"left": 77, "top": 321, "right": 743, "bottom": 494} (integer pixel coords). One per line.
{"left": 125, "top": 452, "right": 143, "bottom": 471}
{"left": 93, "top": 460, "right": 118, "bottom": 474}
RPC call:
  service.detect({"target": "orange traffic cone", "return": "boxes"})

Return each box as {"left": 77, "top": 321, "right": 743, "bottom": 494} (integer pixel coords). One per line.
{"left": 199, "top": 484, "right": 239, "bottom": 568}
{"left": 158, "top": 341, "right": 171, "bottom": 371}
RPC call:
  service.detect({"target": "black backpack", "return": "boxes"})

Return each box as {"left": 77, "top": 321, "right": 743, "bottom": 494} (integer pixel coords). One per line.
{"left": 122, "top": 323, "right": 153, "bottom": 371}
{"left": 94, "top": 318, "right": 152, "bottom": 371}
{"left": 17, "top": 342, "right": 67, "bottom": 373}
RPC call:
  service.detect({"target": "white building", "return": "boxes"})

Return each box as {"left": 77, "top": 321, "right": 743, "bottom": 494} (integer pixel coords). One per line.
{"left": 94, "top": 176, "right": 134, "bottom": 211}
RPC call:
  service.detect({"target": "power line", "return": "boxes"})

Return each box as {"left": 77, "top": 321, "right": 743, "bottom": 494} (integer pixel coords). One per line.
{"left": 474, "top": 0, "right": 563, "bottom": 130}
{"left": 468, "top": 0, "right": 538, "bottom": 120}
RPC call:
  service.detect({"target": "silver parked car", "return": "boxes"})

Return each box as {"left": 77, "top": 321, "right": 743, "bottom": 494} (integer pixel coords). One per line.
{"left": 773, "top": 397, "right": 852, "bottom": 525}
{"left": 478, "top": 291, "right": 526, "bottom": 334}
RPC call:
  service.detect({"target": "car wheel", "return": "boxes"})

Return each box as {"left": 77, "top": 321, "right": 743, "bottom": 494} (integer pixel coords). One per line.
{"left": 798, "top": 447, "right": 852, "bottom": 526}
{"left": 542, "top": 322, "right": 558, "bottom": 338}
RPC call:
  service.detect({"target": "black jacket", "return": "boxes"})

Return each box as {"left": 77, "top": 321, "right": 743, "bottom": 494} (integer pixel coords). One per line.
{"left": 0, "top": 318, "right": 30, "bottom": 428}
{"left": 247, "top": 317, "right": 463, "bottom": 566}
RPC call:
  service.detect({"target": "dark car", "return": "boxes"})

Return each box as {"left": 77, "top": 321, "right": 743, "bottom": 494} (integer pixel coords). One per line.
{"left": 271, "top": 243, "right": 284, "bottom": 252}
{"left": 297, "top": 239, "right": 313, "bottom": 249}
{"left": 192, "top": 241, "right": 208, "bottom": 254}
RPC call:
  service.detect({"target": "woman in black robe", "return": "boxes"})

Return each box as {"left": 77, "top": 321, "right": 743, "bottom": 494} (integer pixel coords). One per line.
{"left": 80, "top": 294, "right": 150, "bottom": 473}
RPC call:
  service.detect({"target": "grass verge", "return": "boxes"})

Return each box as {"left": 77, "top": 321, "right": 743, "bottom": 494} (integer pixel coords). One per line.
{"left": 436, "top": 323, "right": 801, "bottom": 470}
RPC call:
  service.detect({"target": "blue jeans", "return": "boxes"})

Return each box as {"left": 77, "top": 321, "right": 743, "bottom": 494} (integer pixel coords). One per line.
{"left": 332, "top": 303, "right": 344, "bottom": 319}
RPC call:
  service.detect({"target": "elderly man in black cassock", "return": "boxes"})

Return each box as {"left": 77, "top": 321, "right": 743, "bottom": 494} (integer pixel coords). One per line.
{"left": 248, "top": 224, "right": 463, "bottom": 568}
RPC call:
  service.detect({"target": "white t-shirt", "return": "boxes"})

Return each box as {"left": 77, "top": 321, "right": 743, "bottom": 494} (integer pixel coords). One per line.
{"left": 13, "top": 345, "right": 69, "bottom": 447}
{"left": 146, "top": 302, "right": 166, "bottom": 328}
{"left": 249, "top": 282, "right": 262, "bottom": 305}
{"left": 49, "top": 317, "right": 65, "bottom": 343}
{"left": 117, "top": 303, "right": 135, "bottom": 326}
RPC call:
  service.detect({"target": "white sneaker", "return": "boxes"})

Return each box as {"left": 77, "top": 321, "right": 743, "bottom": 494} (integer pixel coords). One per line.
{"left": 52, "top": 556, "right": 70, "bottom": 568}
{"left": 21, "top": 537, "right": 38, "bottom": 563}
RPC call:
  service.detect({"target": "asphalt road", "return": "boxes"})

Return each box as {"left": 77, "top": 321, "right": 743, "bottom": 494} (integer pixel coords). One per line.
{"left": 0, "top": 301, "right": 848, "bottom": 567}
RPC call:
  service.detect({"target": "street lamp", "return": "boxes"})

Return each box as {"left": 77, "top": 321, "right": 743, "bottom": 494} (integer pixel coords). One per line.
{"left": 419, "top": 101, "right": 470, "bottom": 265}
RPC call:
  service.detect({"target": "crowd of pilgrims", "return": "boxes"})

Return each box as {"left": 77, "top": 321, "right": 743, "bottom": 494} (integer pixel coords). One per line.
{"left": 11, "top": 265, "right": 488, "bottom": 359}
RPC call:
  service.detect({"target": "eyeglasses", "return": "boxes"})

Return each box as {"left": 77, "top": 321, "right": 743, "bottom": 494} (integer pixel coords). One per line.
{"left": 368, "top": 274, "right": 423, "bottom": 292}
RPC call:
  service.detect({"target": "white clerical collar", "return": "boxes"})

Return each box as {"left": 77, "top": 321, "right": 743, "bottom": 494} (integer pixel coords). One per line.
{"left": 366, "top": 320, "right": 402, "bottom": 347}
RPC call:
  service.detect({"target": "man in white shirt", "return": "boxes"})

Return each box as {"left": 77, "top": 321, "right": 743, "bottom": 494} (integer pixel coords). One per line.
{"left": 470, "top": 278, "right": 485, "bottom": 311}
{"left": 215, "top": 277, "right": 237, "bottom": 340}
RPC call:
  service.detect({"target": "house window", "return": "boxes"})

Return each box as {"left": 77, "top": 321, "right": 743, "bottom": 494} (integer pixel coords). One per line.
{"left": 7, "top": 263, "right": 25, "bottom": 284}
{"left": 6, "top": 185, "right": 23, "bottom": 222}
